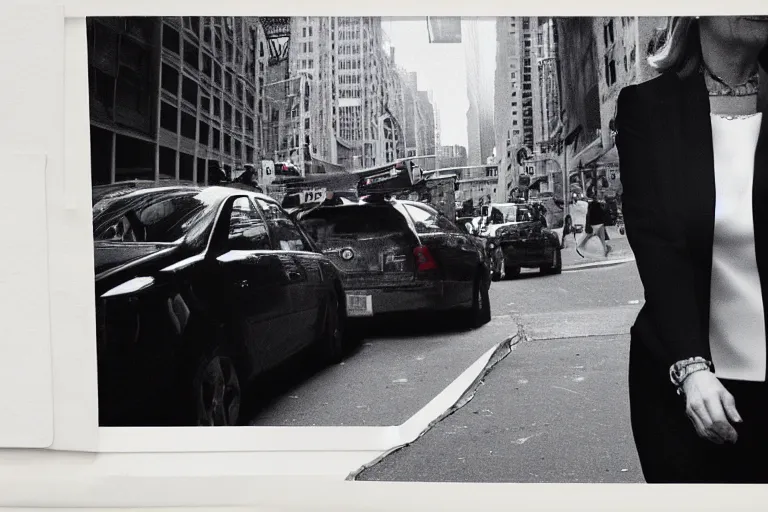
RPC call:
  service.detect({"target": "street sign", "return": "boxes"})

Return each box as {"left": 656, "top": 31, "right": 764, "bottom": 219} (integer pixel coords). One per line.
{"left": 299, "top": 188, "right": 327, "bottom": 204}
{"left": 526, "top": 165, "right": 535, "bottom": 175}
{"left": 261, "top": 160, "right": 275, "bottom": 186}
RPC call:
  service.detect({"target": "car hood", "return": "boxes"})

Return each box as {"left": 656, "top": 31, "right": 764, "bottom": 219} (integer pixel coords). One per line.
{"left": 94, "top": 242, "right": 179, "bottom": 277}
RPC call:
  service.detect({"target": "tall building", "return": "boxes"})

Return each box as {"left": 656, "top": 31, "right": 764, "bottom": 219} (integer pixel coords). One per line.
{"left": 494, "top": 16, "right": 559, "bottom": 201}
{"left": 431, "top": 91, "right": 441, "bottom": 163}
{"left": 554, "top": 16, "right": 664, "bottom": 200}
{"left": 438, "top": 144, "right": 468, "bottom": 169}
{"left": 87, "top": 16, "right": 268, "bottom": 185}
{"left": 284, "top": 16, "right": 404, "bottom": 170}
{"left": 463, "top": 19, "right": 495, "bottom": 166}
{"left": 417, "top": 91, "right": 436, "bottom": 171}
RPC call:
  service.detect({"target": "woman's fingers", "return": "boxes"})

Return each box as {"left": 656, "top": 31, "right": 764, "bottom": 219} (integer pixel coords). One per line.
{"left": 720, "top": 390, "right": 743, "bottom": 425}
{"left": 704, "top": 396, "right": 738, "bottom": 444}
{"left": 687, "top": 399, "right": 725, "bottom": 444}
{"left": 686, "top": 408, "right": 719, "bottom": 443}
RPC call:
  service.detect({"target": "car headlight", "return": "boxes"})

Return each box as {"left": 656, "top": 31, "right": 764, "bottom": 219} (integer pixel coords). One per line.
{"left": 488, "top": 242, "right": 496, "bottom": 250}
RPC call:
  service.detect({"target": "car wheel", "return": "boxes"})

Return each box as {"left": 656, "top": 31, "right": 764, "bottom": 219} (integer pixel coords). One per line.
{"left": 541, "top": 247, "right": 562, "bottom": 275}
{"left": 491, "top": 249, "right": 506, "bottom": 281}
{"left": 546, "top": 248, "right": 563, "bottom": 275}
{"left": 505, "top": 265, "right": 521, "bottom": 279}
{"left": 468, "top": 272, "right": 492, "bottom": 328}
{"left": 193, "top": 354, "right": 241, "bottom": 426}
{"left": 319, "top": 288, "right": 345, "bottom": 364}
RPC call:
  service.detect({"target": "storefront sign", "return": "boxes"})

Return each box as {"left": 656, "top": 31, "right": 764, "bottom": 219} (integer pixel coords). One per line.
{"left": 299, "top": 188, "right": 327, "bottom": 204}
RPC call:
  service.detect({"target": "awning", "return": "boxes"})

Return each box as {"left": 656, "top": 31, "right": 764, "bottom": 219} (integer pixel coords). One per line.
{"left": 591, "top": 144, "right": 619, "bottom": 167}
{"left": 569, "top": 137, "right": 603, "bottom": 171}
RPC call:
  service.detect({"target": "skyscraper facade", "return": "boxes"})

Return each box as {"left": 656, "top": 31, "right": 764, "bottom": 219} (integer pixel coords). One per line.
{"left": 463, "top": 19, "right": 495, "bottom": 167}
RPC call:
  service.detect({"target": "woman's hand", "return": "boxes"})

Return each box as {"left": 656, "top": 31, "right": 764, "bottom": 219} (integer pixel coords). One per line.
{"left": 682, "top": 371, "right": 742, "bottom": 444}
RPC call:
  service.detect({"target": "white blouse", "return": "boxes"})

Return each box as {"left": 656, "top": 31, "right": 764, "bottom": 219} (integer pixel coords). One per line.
{"left": 709, "top": 112, "right": 765, "bottom": 382}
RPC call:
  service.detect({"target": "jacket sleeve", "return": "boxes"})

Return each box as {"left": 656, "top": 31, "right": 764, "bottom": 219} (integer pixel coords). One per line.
{"left": 615, "top": 85, "right": 711, "bottom": 369}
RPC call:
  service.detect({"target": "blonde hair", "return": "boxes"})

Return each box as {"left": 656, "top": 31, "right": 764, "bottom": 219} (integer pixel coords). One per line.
{"left": 647, "top": 17, "right": 701, "bottom": 77}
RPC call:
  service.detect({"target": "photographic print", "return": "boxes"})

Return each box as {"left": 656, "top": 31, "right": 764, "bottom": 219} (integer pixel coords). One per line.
{"left": 86, "top": 14, "right": 768, "bottom": 484}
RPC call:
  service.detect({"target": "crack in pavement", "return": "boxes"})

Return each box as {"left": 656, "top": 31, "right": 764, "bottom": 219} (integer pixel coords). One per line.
{"left": 347, "top": 323, "right": 527, "bottom": 481}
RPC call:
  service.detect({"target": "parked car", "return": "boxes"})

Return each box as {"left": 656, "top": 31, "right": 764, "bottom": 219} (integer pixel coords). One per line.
{"left": 295, "top": 196, "right": 492, "bottom": 327}
{"left": 92, "top": 186, "right": 345, "bottom": 427}
{"left": 475, "top": 202, "right": 562, "bottom": 280}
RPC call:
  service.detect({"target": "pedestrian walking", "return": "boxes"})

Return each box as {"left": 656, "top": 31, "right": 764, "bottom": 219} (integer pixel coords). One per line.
{"left": 575, "top": 192, "right": 610, "bottom": 258}
{"left": 616, "top": 16, "right": 768, "bottom": 483}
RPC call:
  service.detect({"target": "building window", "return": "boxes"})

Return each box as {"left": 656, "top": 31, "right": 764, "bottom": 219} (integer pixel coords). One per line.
{"left": 183, "top": 43, "right": 199, "bottom": 70}
{"left": 200, "top": 95, "right": 210, "bottom": 114}
{"left": 161, "top": 64, "right": 179, "bottom": 93}
{"left": 309, "top": 26, "right": 313, "bottom": 37}
{"left": 214, "top": 97, "right": 221, "bottom": 117}
{"left": 160, "top": 101, "right": 177, "bottom": 131}
{"left": 308, "top": 41, "right": 313, "bottom": 52}
{"left": 180, "top": 111, "right": 196, "bottom": 139}
{"left": 182, "top": 76, "right": 198, "bottom": 105}
{"left": 303, "top": 27, "right": 307, "bottom": 37}
{"left": 162, "top": 24, "right": 180, "bottom": 54}
{"left": 224, "top": 134, "right": 231, "bottom": 154}
{"left": 236, "top": 80, "right": 243, "bottom": 100}
{"left": 198, "top": 121, "right": 209, "bottom": 145}
{"left": 224, "top": 101, "right": 232, "bottom": 124}
{"left": 212, "top": 128, "right": 221, "bottom": 148}
{"left": 225, "top": 72, "right": 233, "bottom": 92}
{"left": 608, "top": 60, "right": 617, "bottom": 85}
{"left": 235, "top": 140, "right": 242, "bottom": 158}
{"left": 202, "top": 53, "right": 212, "bottom": 77}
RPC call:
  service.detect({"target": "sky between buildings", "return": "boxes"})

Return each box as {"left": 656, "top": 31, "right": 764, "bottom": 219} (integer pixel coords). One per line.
{"left": 381, "top": 17, "right": 496, "bottom": 150}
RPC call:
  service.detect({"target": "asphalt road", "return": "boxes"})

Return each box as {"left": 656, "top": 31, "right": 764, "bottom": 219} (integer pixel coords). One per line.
{"left": 248, "top": 304, "right": 523, "bottom": 427}
{"left": 356, "top": 262, "right": 647, "bottom": 482}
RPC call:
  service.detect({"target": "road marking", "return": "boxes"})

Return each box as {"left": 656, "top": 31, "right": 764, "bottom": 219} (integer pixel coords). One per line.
{"left": 552, "top": 386, "right": 582, "bottom": 395}
{"left": 392, "top": 378, "right": 408, "bottom": 383}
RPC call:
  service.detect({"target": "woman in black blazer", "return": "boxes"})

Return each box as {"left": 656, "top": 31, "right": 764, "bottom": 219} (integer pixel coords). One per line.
{"left": 616, "top": 16, "right": 768, "bottom": 483}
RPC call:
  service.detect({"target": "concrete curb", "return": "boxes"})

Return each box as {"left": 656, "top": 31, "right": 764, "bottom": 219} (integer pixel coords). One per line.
{"left": 346, "top": 328, "right": 526, "bottom": 481}
{"left": 562, "top": 256, "right": 635, "bottom": 272}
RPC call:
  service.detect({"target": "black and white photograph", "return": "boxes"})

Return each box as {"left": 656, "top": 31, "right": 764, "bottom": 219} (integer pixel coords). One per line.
{"left": 85, "top": 13, "right": 768, "bottom": 485}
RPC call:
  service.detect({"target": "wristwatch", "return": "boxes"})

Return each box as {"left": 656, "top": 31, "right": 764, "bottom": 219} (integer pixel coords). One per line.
{"left": 669, "top": 357, "right": 713, "bottom": 395}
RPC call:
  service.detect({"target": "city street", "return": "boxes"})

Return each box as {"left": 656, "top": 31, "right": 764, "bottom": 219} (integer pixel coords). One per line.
{"left": 247, "top": 232, "right": 645, "bottom": 482}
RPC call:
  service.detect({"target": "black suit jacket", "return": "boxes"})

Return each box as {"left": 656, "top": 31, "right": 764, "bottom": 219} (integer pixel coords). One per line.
{"left": 616, "top": 56, "right": 768, "bottom": 377}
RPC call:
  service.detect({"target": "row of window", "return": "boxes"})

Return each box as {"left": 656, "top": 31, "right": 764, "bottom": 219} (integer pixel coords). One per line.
{"left": 161, "top": 64, "right": 262, "bottom": 120}
{"left": 159, "top": 101, "right": 256, "bottom": 160}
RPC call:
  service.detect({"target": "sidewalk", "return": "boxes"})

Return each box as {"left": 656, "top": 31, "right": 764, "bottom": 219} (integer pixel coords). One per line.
{"left": 356, "top": 333, "right": 643, "bottom": 483}
{"left": 559, "top": 225, "right": 634, "bottom": 269}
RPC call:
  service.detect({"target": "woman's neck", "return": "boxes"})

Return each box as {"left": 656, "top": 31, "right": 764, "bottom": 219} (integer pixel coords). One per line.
{"left": 699, "top": 36, "right": 760, "bottom": 86}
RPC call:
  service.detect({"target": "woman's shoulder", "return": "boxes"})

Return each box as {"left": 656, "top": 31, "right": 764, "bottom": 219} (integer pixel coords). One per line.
{"left": 619, "top": 72, "right": 679, "bottom": 106}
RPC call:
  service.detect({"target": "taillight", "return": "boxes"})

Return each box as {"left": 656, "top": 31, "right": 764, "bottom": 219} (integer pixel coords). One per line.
{"left": 413, "top": 245, "right": 437, "bottom": 272}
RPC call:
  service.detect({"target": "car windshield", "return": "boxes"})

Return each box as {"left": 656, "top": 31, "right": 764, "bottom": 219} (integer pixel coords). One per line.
{"left": 93, "top": 188, "right": 227, "bottom": 243}
{"left": 492, "top": 204, "right": 533, "bottom": 223}
{"left": 299, "top": 205, "right": 407, "bottom": 242}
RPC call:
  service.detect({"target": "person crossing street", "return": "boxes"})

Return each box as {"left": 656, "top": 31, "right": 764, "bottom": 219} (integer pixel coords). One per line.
{"left": 576, "top": 192, "right": 611, "bottom": 258}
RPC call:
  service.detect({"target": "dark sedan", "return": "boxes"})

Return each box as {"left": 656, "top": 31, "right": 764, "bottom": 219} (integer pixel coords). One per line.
{"left": 295, "top": 197, "right": 492, "bottom": 327}
{"left": 92, "top": 186, "right": 345, "bottom": 427}
{"left": 477, "top": 203, "right": 562, "bottom": 280}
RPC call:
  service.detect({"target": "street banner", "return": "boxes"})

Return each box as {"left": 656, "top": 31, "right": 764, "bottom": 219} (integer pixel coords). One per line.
{"left": 427, "top": 17, "right": 462, "bottom": 43}
{"left": 261, "top": 160, "right": 275, "bottom": 186}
